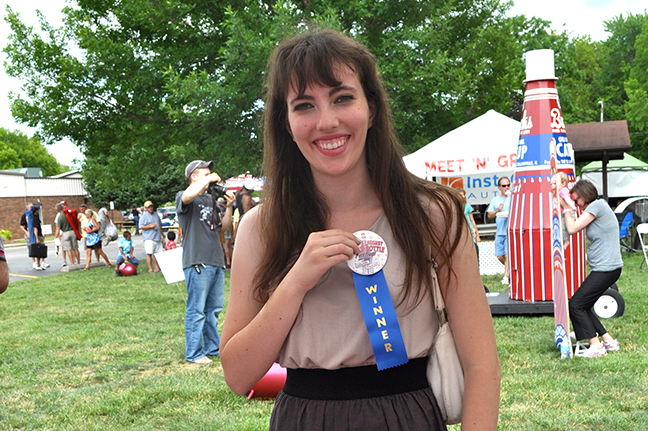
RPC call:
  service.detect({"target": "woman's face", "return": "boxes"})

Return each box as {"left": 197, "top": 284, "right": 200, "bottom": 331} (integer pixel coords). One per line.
{"left": 570, "top": 191, "right": 588, "bottom": 210}
{"left": 286, "top": 67, "right": 374, "bottom": 182}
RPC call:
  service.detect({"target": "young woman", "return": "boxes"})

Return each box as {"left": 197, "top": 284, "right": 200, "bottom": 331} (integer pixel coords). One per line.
{"left": 220, "top": 29, "right": 500, "bottom": 430}
{"left": 560, "top": 179, "right": 622, "bottom": 358}
{"left": 83, "top": 209, "right": 112, "bottom": 270}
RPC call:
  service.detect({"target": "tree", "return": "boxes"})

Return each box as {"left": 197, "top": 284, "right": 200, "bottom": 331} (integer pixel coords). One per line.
{"left": 4, "top": 0, "right": 564, "bottom": 206}
{"left": 555, "top": 35, "right": 605, "bottom": 125}
{"left": 624, "top": 19, "right": 648, "bottom": 163}
{"left": 0, "top": 128, "right": 63, "bottom": 175}
{"left": 0, "top": 142, "right": 21, "bottom": 169}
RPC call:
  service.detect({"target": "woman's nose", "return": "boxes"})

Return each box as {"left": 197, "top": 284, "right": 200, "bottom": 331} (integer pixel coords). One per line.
{"left": 316, "top": 106, "right": 339, "bottom": 130}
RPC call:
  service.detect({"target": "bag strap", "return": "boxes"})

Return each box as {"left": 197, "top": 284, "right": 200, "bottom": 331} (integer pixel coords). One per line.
{"left": 430, "top": 269, "right": 449, "bottom": 325}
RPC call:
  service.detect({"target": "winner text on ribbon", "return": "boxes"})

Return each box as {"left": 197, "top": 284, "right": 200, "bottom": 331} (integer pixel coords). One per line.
{"left": 349, "top": 230, "right": 407, "bottom": 371}
{"left": 365, "top": 284, "right": 393, "bottom": 352}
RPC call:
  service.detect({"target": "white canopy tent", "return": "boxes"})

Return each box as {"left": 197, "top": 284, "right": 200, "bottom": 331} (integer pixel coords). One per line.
{"left": 581, "top": 153, "right": 648, "bottom": 199}
{"left": 403, "top": 110, "right": 520, "bottom": 205}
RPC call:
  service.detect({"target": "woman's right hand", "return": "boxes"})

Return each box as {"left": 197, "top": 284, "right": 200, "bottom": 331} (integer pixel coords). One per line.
{"left": 288, "top": 229, "right": 361, "bottom": 295}
{"left": 221, "top": 216, "right": 361, "bottom": 395}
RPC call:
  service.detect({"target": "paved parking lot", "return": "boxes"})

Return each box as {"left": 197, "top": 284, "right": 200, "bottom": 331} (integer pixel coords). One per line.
{"left": 4, "top": 235, "right": 147, "bottom": 283}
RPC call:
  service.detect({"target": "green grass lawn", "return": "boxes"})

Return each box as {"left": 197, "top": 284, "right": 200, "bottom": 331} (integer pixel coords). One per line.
{"left": 1, "top": 254, "right": 647, "bottom": 430}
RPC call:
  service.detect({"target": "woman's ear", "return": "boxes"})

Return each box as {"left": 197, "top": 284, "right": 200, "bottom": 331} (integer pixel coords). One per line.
{"left": 286, "top": 123, "right": 293, "bottom": 139}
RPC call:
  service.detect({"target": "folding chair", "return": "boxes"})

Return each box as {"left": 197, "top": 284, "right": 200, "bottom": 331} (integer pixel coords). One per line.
{"left": 619, "top": 211, "right": 634, "bottom": 255}
{"left": 637, "top": 223, "right": 648, "bottom": 270}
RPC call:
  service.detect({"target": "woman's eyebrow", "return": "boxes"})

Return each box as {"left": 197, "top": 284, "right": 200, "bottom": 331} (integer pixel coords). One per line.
{"left": 329, "top": 84, "right": 356, "bottom": 96}
{"left": 289, "top": 84, "right": 357, "bottom": 105}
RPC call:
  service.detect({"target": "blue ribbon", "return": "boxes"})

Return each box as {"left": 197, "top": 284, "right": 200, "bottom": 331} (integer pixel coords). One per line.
{"left": 352, "top": 270, "right": 409, "bottom": 371}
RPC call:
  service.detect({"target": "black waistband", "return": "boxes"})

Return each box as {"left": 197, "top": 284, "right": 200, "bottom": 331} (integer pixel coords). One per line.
{"left": 282, "top": 357, "right": 428, "bottom": 400}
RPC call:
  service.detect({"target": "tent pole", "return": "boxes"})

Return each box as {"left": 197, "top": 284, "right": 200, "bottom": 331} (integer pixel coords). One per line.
{"left": 602, "top": 151, "right": 609, "bottom": 202}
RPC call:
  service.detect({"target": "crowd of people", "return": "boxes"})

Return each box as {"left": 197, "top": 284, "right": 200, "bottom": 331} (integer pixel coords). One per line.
{"left": 12, "top": 200, "right": 169, "bottom": 273}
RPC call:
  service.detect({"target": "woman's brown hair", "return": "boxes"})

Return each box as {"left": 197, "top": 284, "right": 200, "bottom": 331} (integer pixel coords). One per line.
{"left": 255, "top": 29, "right": 465, "bottom": 304}
{"left": 570, "top": 179, "right": 599, "bottom": 204}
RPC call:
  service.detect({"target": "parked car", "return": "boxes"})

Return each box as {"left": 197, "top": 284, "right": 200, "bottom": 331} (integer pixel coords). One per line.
{"left": 157, "top": 206, "right": 179, "bottom": 230}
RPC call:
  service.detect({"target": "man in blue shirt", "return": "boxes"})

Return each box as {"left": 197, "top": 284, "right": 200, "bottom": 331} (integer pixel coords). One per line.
{"left": 487, "top": 177, "right": 511, "bottom": 285}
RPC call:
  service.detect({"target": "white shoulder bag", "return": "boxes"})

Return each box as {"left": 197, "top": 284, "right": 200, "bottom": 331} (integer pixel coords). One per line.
{"left": 427, "top": 272, "right": 465, "bottom": 424}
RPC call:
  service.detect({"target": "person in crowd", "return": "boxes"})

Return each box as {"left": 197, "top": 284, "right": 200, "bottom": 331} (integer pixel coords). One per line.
{"left": 217, "top": 197, "right": 232, "bottom": 268}
{"left": 551, "top": 172, "right": 576, "bottom": 248}
{"left": 82, "top": 209, "right": 112, "bottom": 270}
{"left": 554, "top": 172, "right": 576, "bottom": 211}
{"left": 487, "top": 177, "right": 511, "bottom": 285}
{"left": 54, "top": 236, "right": 61, "bottom": 260}
{"left": 220, "top": 29, "right": 500, "bottom": 430}
{"left": 0, "top": 236, "right": 8, "bottom": 294}
{"left": 165, "top": 231, "right": 178, "bottom": 250}
{"left": 235, "top": 181, "right": 255, "bottom": 217}
{"left": 139, "top": 200, "right": 165, "bottom": 273}
{"left": 131, "top": 205, "right": 141, "bottom": 235}
{"left": 176, "top": 160, "right": 235, "bottom": 364}
{"left": 458, "top": 188, "right": 481, "bottom": 261}
{"left": 53, "top": 205, "right": 65, "bottom": 264}
{"left": 55, "top": 202, "right": 81, "bottom": 266}
{"left": 560, "top": 179, "right": 622, "bottom": 358}
{"left": 19, "top": 202, "right": 39, "bottom": 270}
{"left": 97, "top": 204, "right": 111, "bottom": 246}
{"left": 232, "top": 181, "right": 256, "bottom": 244}
{"left": 27, "top": 205, "right": 50, "bottom": 271}
{"left": 115, "top": 230, "right": 139, "bottom": 275}
{"left": 78, "top": 203, "right": 89, "bottom": 258}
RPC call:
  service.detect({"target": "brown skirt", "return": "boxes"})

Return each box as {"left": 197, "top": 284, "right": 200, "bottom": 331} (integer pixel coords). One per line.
{"left": 268, "top": 358, "right": 447, "bottom": 431}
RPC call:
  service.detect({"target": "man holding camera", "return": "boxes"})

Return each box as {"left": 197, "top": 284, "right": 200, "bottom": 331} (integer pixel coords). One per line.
{"left": 176, "top": 160, "right": 235, "bottom": 364}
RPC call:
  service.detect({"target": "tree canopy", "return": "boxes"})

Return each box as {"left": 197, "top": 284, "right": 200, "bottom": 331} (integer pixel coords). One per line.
{"left": 3, "top": 1, "right": 647, "bottom": 207}
{"left": 0, "top": 128, "right": 63, "bottom": 176}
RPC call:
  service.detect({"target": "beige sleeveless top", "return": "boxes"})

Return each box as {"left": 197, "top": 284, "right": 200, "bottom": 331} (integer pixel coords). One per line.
{"left": 277, "top": 212, "right": 438, "bottom": 370}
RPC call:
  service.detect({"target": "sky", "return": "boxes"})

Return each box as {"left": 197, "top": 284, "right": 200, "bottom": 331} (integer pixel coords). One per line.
{"left": 1, "top": 0, "right": 647, "bottom": 168}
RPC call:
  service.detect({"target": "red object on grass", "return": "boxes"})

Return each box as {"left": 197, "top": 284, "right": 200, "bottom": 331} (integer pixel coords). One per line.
{"left": 119, "top": 263, "right": 137, "bottom": 276}
{"left": 247, "top": 362, "right": 287, "bottom": 400}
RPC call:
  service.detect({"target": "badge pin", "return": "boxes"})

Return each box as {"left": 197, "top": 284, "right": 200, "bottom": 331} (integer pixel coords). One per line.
{"left": 347, "top": 230, "right": 388, "bottom": 276}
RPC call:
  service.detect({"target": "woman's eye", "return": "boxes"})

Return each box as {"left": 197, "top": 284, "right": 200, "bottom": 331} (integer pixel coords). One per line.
{"left": 293, "top": 102, "right": 312, "bottom": 112}
{"left": 336, "top": 94, "right": 354, "bottom": 103}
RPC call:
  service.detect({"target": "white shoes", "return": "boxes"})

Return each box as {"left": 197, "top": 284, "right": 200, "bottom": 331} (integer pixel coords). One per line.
{"left": 33, "top": 262, "right": 49, "bottom": 270}
{"left": 575, "top": 342, "right": 606, "bottom": 358}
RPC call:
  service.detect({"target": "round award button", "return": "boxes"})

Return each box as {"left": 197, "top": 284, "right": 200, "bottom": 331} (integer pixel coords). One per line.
{"left": 347, "top": 230, "right": 388, "bottom": 275}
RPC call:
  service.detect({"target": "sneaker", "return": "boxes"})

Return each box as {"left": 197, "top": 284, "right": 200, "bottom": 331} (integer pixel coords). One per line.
{"left": 34, "top": 266, "right": 45, "bottom": 271}
{"left": 62, "top": 262, "right": 68, "bottom": 267}
{"left": 501, "top": 276, "right": 509, "bottom": 285}
{"left": 33, "top": 262, "right": 39, "bottom": 269}
{"left": 575, "top": 344, "right": 606, "bottom": 358}
{"left": 603, "top": 339, "right": 620, "bottom": 351}
{"left": 41, "top": 262, "right": 50, "bottom": 269}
